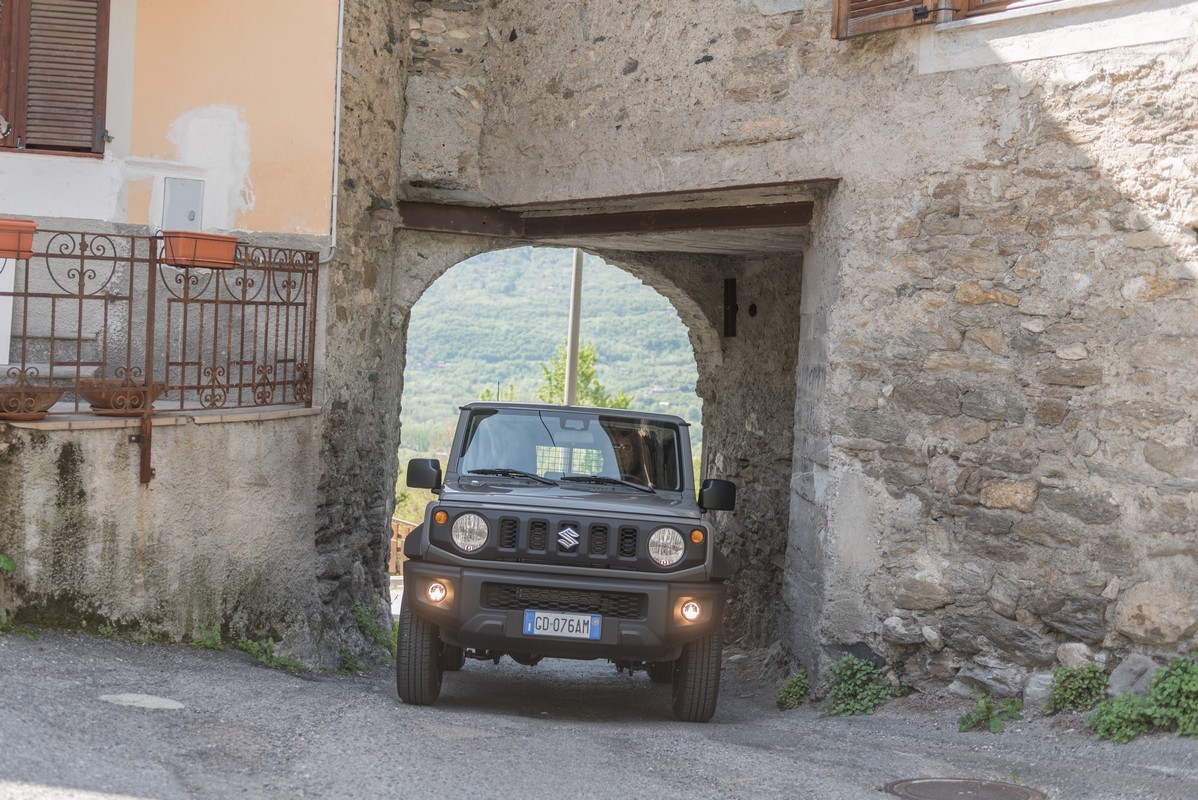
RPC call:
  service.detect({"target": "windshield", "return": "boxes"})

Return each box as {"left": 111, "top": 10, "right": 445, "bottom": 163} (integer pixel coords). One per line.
{"left": 457, "top": 408, "right": 683, "bottom": 491}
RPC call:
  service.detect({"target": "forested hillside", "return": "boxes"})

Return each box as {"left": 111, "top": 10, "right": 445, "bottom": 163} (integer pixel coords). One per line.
{"left": 399, "top": 247, "right": 702, "bottom": 454}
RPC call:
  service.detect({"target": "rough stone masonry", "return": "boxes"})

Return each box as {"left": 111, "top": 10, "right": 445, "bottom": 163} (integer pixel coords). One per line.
{"left": 313, "top": 0, "right": 1197, "bottom": 694}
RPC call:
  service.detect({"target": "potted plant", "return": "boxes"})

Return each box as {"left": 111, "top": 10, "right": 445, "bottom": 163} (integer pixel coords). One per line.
{"left": 161, "top": 230, "right": 239, "bottom": 269}
{"left": 78, "top": 376, "right": 166, "bottom": 416}
{"left": 0, "top": 381, "right": 62, "bottom": 421}
{"left": 0, "top": 218, "right": 37, "bottom": 260}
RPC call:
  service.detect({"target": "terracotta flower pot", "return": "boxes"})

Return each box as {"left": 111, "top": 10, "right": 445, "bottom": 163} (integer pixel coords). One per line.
{"left": 0, "top": 218, "right": 37, "bottom": 260}
{"left": 78, "top": 378, "right": 166, "bottom": 416}
{"left": 161, "top": 231, "right": 239, "bottom": 269}
{"left": 0, "top": 383, "right": 62, "bottom": 421}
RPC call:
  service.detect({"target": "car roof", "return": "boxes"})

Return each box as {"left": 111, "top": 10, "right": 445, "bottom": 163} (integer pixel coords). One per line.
{"left": 459, "top": 401, "right": 690, "bottom": 427}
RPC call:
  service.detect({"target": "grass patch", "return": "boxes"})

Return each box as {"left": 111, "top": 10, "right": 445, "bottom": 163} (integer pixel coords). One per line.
{"left": 339, "top": 644, "right": 362, "bottom": 673}
{"left": 189, "top": 623, "right": 223, "bottom": 650}
{"left": 352, "top": 603, "right": 396, "bottom": 661}
{"left": 234, "top": 637, "right": 305, "bottom": 673}
{"left": 0, "top": 621, "right": 36, "bottom": 640}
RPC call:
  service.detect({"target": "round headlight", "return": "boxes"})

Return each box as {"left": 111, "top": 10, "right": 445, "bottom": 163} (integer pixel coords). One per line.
{"left": 648, "top": 527, "right": 686, "bottom": 566}
{"left": 451, "top": 513, "right": 489, "bottom": 552}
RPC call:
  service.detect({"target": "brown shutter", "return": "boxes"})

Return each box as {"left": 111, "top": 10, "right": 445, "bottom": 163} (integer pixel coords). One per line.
{"left": 0, "top": 0, "right": 23, "bottom": 149}
{"left": 832, "top": 0, "right": 937, "bottom": 39}
{"left": 0, "top": 0, "right": 108, "bottom": 153}
{"left": 24, "top": 0, "right": 107, "bottom": 151}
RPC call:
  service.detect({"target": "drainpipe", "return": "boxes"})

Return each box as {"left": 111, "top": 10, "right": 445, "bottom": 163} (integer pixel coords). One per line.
{"left": 318, "top": 0, "right": 346, "bottom": 265}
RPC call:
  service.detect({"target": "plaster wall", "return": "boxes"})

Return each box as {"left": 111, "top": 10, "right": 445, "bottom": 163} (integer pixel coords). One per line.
{"left": 0, "top": 414, "right": 324, "bottom": 654}
{"left": 0, "top": 0, "right": 337, "bottom": 235}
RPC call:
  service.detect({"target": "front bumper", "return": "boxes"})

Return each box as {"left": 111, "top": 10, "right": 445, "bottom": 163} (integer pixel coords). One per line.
{"left": 404, "top": 561, "right": 726, "bottom": 661}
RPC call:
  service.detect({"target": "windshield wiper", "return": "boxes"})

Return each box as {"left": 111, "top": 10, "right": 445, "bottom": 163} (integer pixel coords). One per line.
{"left": 467, "top": 468, "right": 557, "bottom": 486}
{"left": 560, "top": 474, "right": 655, "bottom": 493}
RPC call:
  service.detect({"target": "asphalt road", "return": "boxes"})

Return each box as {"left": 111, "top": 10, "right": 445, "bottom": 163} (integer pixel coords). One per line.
{"left": 1, "top": 631, "right": 1196, "bottom": 799}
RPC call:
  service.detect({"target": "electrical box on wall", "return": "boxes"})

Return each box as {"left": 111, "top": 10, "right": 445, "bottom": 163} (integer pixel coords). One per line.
{"left": 162, "top": 178, "right": 205, "bottom": 232}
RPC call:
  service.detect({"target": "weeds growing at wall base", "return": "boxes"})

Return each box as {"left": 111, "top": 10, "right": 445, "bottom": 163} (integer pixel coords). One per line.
{"left": 777, "top": 667, "right": 810, "bottom": 710}
{"left": 1046, "top": 665, "right": 1107, "bottom": 714}
{"left": 1087, "top": 654, "right": 1198, "bottom": 743}
{"left": 821, "top": 655, "right": 894, "bottom": 716}
{"left": 234, "top": 637, "right": 305, "bottom": 672}
{"left": 958, "top": 692, "right": 1023, "bottom": 734}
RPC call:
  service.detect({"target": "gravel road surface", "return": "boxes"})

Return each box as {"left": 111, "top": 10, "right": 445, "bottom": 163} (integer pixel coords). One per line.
{"left": 1, "top": 631, "right": 1195, "bottom": 799}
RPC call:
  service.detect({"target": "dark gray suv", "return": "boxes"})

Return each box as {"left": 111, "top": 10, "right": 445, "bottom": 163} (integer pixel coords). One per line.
{"left": 397, "top": 402, "right": 736, "bottom": 721}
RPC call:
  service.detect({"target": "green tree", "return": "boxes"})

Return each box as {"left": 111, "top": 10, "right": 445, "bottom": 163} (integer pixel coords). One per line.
{"left": 480, "top": 383, "right": 518, "bottom": 401}
{"left": 536, "top": 340, "right": 632, "bottom": 409}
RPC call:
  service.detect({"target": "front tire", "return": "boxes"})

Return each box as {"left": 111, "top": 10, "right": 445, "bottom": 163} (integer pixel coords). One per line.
{"left": 396, "top": 595, "right": 443, "bottom": 705}
{"left": 672, "top": 630, "right": 722, "bottom": 722}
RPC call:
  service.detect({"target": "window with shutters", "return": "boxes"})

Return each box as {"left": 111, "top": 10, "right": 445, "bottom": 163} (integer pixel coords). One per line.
{"left": 833, "top": 0, "right": 1061, "bottom": 39}
{"left": 0, "top": 0, "right": 109, "bottom": 154}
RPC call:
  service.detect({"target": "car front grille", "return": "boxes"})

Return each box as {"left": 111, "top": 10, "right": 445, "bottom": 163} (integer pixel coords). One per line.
{"left": 489, "top": 517, "right": 640, "bottom": 567}
{"left": 482, "top": 583, "right": 646, "bottom": 619}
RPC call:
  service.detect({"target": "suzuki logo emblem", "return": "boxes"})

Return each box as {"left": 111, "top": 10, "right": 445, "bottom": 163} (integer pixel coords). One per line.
{"left": 558, "top": 526, "right": 580, "bottom": 552}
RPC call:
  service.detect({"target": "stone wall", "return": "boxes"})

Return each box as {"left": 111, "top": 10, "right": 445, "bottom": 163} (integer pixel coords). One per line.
{"left": 389, "top": 0, "right": 1198, "bottom": 692}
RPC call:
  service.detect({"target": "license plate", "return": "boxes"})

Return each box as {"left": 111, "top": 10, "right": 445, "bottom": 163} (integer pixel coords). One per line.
{"left": 522, "top": 610, "right": 602, "bottom": 640}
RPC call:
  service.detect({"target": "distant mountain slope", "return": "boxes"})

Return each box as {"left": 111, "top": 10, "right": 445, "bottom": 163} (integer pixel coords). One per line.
{"left": 400, "top": 247, "right": 702, "bottom": 452}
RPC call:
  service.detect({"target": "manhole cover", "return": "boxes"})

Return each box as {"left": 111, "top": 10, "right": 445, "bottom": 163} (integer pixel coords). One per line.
{"left": 885, "top": 778, "right": 1047, "bottom": 800}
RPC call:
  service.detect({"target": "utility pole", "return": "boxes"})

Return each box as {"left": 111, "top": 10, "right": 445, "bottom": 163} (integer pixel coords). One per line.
{"left": 564, "top": 248, "right": 583, "bottom": 405}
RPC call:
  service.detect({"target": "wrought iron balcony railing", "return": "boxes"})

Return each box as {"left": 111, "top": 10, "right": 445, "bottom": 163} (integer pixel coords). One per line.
{"left": 0, "top": 227, "right": 320, "bottom": 480}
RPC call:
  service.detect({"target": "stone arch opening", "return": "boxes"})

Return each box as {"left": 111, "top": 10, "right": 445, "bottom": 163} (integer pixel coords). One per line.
{"left": 376, "top": 211, "right": 811, "bottom": 648}
{"left": 397, "top": 243, "right": 716, "bottom": 464}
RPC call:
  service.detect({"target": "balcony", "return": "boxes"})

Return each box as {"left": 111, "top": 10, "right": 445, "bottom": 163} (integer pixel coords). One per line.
{"left": 0, "top": 226, "right": 320, "bottom": 479}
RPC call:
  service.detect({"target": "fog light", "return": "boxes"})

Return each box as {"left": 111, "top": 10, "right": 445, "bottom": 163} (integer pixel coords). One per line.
{"left": 681, "top": 601, "right": 702, "bottom": 622}
{"left": 427, "top": 581, "right": 448, "bottom": 603}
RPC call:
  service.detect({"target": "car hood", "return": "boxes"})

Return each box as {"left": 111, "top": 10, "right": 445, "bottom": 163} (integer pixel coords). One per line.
{"left": 440, "top": 479, "right": 702, "bottom": 520}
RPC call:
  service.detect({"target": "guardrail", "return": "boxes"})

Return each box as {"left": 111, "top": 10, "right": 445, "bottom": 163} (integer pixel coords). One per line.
{"left": 0, "top": 226, "right": 319, "bottom": 481}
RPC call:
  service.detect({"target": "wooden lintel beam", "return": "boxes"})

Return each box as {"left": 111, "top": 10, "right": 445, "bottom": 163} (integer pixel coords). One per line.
{"left": 394, "top": 202, "right": 525, "bottom": 238}
{"left": 522, "top": 202, "right": 814, "bottom": 238}
{"left": 393, "top": 200, "right": 815, "bottom": 239}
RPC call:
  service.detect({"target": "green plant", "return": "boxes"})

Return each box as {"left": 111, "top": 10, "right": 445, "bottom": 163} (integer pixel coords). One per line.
{"left": 0, "top": 620, "right": 36, "bottom": 640}
{"left": 190, "top": 623, "right": 223, "bottom": 650}
{"left": 1147, "top": 654, "right": 1198, "bottom": 737}
{"left": 821, "top": 655, "right": 894, "bottom": 716}
{"left": 234, "top": 637, "right": 305, "bottom": 672}
{"left": 958, "top": 692, "right": 1024, "bottom": 733}
{"left": 777, "top": 667, "right": 811, "bottom": 710}
{"left": 0, "top": 553, "right": 15, "bottom": 573}
{"left": 1046, "top": 664, "right": 1108, "bottom": 714}
{"left": 536, "top": 340, "right": 632, "bottom": 409}
{"left": 1087, "top": 693, "right": 1156, "bottom": 743}
{"left": 352, "top": 603, "right": 395, "bottom": 660}
{"left": 339, "top": 644, "right": 362, "bottom": 673}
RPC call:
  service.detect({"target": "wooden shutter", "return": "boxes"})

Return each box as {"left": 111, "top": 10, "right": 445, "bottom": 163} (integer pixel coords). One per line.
{"left": 0, "top": 0, "right": 108, "bottom": 153}
{"left": 832, "top": 0, "right": 937, "bottom": 39}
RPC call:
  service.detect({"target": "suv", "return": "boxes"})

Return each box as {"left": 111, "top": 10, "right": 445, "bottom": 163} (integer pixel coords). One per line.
{"left": 397, "top": 402, "right": 736, "bottom": 721}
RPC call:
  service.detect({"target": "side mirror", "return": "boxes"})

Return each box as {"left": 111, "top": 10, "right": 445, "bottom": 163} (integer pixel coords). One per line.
{"left": 407, "top": 458, "right": 442, "bottom": 491}
{"left": 698, "top": 478, "right": 736, "bottom": 512}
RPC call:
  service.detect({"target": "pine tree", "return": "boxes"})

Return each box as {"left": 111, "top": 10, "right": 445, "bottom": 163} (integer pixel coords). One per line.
{"left": 535, "top": 341, "right": 632, "bottom": 409}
